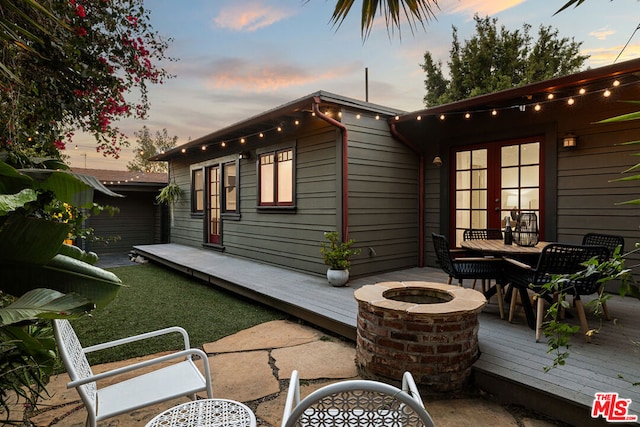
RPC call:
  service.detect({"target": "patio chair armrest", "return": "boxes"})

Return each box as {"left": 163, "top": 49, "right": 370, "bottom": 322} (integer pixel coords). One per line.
{"left": 401, "top": 372, "right": 424, "bottom": 407}
{"left": 503, "top": 257, "right": 532, "bottom": 270}
{"left": 67, "top": 348, "right": 210, "bottom": 389}
{"left": 82, "top": 326, "right": 191, "bottom": 354}
{"left": 455, "top": 257, "right": 503, "bottom": 263}
{"left": 281, "top": 370, "right": 301, "bottom": 427}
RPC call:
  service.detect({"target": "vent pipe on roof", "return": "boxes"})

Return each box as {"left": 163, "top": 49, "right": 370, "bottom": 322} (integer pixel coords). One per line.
{"left": 365, "top": 68, "right": 369, "bottom": 102}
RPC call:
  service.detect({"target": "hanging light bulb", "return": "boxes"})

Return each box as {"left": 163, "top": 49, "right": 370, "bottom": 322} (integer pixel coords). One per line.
{"left": 547, "top": 93, "right": 555, "bottom": 100}
{"left": 416, "top": 115, "right": 422, "bottom": 121}
{"left": 221, "top": 141, "right": 226, "bottom": 147}
{"left": 439, "top": 114, "right": 445, "bottom": 121}
{"left": 567, "top": 98, "right": 575, "bottom": 106}
{"left": 464, "top": 112, "right": 471, "bottom": 119}
{"left": 613, "top": 80, "right": 620, "bottom": 87}
{"left": 534, "top": 104, "right": 542, "bottom": 111}
{"left": 579, "top": 88, "right": 586, "bottom": 95}
{"left": 240, "top": 138, "right": 246, "bottom": 144}
{"left": 491, "top": 109, "right": 497, "bottom": 116}
{"left": 604, "top": 89, "right": 611, "bottom": 97}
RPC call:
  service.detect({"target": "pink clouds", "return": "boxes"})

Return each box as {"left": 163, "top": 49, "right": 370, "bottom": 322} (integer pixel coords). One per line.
{"left": 204, "top": 58, "right": 359, "bottom": 92}
{"left": 213, "top": 2, "right": 295, "bottom": 32}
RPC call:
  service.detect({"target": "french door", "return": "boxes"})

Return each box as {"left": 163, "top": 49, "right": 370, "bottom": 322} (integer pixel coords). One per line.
{"left": 207, "top": 165, "right": 221, "bottom": 244}
{"left": 452, "top": 137, "right": 543, "bottom": 246}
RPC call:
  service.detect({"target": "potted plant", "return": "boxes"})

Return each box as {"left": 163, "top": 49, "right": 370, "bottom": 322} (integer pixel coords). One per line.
{"left": 320, "top": 231, "right": 361, "bottom": 286}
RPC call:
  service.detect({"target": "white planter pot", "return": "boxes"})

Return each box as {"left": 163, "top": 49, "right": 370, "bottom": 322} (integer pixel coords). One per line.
{"left": 327, "top": 268, "right": 349, "bottom": 287}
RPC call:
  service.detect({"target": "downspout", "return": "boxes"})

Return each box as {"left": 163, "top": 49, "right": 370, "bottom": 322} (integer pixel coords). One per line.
{"left": 390, "top": 123, "right": 425, "bottom": 267}
{"left": 312, "top": 97, "right": 349, "bottom": 240}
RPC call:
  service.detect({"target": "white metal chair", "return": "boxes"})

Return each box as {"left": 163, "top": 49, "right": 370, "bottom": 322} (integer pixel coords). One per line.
{"left": 53, "top": 319, "right": 213, "bottom": 427}
{"left": 281, "top": 370, "right": 435, "bottom": 427}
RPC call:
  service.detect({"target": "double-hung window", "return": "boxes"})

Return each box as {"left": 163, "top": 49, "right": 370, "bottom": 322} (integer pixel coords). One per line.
{"left": 259, "top": 148, "right": 294, "bottom": 206}
{"left": 191, "top": 168, "right": 204, "bottom": 214}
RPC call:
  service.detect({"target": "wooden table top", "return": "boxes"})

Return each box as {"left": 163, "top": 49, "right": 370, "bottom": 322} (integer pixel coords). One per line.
{"left": 460, "top": 239, "right": 550, "bottom": 255}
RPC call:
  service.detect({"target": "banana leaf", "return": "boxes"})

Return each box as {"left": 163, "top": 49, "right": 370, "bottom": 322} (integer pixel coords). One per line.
{"left": 0, "top": 215, "right": 70, "bottom": 265}
{"left": 2, "top": 255, "right": 123, "bottom": 310}
{"left": 0, "top": 288, "right": 94, "bottom": 326}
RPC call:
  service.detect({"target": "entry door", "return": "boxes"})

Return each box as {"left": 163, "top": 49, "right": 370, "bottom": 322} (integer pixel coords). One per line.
{"left": 207, "top": 165, "right": 221, "bottom": 244}
{"left": 452, "top": 138, "right": 542, "bottom": 246}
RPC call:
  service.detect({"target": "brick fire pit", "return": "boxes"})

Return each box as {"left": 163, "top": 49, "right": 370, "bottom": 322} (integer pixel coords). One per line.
{"left": 354, "top": 281, "right": 486, "bottom": 393}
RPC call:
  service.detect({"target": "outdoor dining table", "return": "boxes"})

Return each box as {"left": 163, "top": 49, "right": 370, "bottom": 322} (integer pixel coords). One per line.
{"left": 145, "top": 398, "right": 257, "bottom": 427}
{"left": 459, "top": 239, "right": 551, "bottom": 328}
{"left": 459, "top": 239, "right": 550, "bottom": 256}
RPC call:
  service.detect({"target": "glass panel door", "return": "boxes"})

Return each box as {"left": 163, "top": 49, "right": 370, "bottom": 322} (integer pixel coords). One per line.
{"left": 453, "top": 138, "right": 542, "bottom": 246}
{"left": 208, "top": 165, "right": 221, "bottom": 244}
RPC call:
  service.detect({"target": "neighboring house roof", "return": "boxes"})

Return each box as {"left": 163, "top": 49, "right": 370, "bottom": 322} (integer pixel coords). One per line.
{"left": 393, "top": 57, "right": 640, "bottom": 122}
{"left": 72, "top": 168, "right": 168, "bottom": 186}
{"left": 152, "top": 90, "right": 406, "bottom": 161}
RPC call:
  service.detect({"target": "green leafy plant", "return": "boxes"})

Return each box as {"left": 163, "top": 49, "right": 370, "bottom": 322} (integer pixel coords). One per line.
{"left": 320, "top": 231, "right": 361, "bottom": 270}
{"left": 540, "top": 247, "right": 639, "bottom": 372}
{"left": 0, "top": 160, "right": 123, "bottom": 422}
{"left": 156, "top": 182, "right": 182, "bottom": 205}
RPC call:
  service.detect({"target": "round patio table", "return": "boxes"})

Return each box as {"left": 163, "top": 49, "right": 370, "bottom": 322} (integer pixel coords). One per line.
{"left": 145, "top": 398, "right": 256, "bottom": 427}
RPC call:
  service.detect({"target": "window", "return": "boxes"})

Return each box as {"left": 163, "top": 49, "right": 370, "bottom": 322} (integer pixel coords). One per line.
{"left": 223, "top": 162, "right": 237, "bottom": 212}
{"left": 259, "top": 148, "right": 294, "bottom": 206}
{"left": 191, "top": 169, "right": 204, "bottom": 213}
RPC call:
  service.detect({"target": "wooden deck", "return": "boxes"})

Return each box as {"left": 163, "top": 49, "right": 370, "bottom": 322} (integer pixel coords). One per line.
{"left": 133, "top": 243, "right": 640, "bottom": 427}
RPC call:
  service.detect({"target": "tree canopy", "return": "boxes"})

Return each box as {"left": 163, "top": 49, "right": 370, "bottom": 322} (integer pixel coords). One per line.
{"left": 127, "top": 126, "right": 176, "bottom": 173}
{"left": 0, "top": 0, "right": 174, "bottom": 165}
{"left": 421, "top": 15, "right": 589, "bottom": 107}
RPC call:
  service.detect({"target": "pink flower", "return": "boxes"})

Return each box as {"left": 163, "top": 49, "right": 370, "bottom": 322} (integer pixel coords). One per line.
{"left": 54, "top": 140, "right": 66, "bottom": 150}
{"left": 76, "top": 5, "right": 86, "bottom": 17}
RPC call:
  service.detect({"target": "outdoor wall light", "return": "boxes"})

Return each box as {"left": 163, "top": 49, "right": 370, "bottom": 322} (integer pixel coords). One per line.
{"left": 432, "top": 156, "right": 443, "bottom": 166}
{"left": 239, "top": 151, "right": 251, "bottom": 160}
{"left": 563, "top": 133, "right": 577, "bottom": 148}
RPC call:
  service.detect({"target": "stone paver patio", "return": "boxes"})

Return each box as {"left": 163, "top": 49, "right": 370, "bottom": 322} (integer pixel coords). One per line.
{"left": 9, "top": 320, "right": 566, "bottom": 426}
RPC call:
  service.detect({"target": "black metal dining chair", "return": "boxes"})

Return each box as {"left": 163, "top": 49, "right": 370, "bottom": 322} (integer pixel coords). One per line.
{"left": 432, "top": 233, "right": 506, "bottom": 318}
{"left": 463, "top": 228, "right": 504, "bottom": 241}
{"left": 463, "top": 228, "right": 504, "bottom": 292}
{"left": 582, "top": 232, "right": 624, "bottom": 255}
{"left": 504, "top": 243, "right": 609, "bottom": 342}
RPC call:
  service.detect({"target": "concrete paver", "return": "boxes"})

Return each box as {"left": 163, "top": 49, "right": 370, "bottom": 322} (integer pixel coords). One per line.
{"left": 16, "top": 319, "right": 566, "bottom": 426}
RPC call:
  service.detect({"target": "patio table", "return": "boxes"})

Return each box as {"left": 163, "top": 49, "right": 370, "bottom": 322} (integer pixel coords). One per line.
{"left": 460, "top": 239, "right": 550, "bottom": 256}
{"left": 460, "top": 239, "right": 551, "bottom": 328}
{"left": 145, "top": 398, "right": 256, "bottom": 427}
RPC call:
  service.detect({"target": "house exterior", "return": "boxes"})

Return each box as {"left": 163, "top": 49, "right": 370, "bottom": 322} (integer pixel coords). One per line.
{"left": 152, "top": 92, "right": 417, "bottom": 277}
{"left": 391, "top": 58, "right": 640, "bottom": 271}
{"left": 72, "top": 168, "right": 168, "bottom": 254}
{"left": 153, "top": 59, "right": 640, "bottom": 279}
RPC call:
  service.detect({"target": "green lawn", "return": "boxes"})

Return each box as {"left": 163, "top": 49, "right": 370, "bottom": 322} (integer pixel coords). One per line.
{"left": 70, "top": 263, "right": 287, "bottom": 365}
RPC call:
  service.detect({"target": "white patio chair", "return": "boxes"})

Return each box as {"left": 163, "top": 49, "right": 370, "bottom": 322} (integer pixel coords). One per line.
{"left": 53, "top": 319, "right": 213, "bottom": 427}
{"left": 281, "top": 370, "right": 435, "bottom": 427}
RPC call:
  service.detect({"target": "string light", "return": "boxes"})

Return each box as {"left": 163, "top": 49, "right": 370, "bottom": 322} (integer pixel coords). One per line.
{"left": 604, "top": 89, "right": 611, "bottom": 97}
{"left": 491, "top": 109, "right": 497, "bottom": 116}
{"left": 375, "top": 115, "right": 380, "bottom": 120}
{"left": 547, "top": 93, "right": 555, "bottom": 100}
{"left": 579, "top": 88, "right": 586, "bottom": 95}
{"left": 201, "top": 145, "right": 206, "bottom": 150}
{"left": 465, "top": 112, "right": 471, "bottom": 119}
{"left": 439, "top": 114, "right": 445, "bottom": 120}
{"left": 567, "top": 98, "right": 575, "bottom": 106}
{"left": 356, "top": 114, "right": 361, "bottom": 119}
{"left": 221, "top": 141, "right": 226, "bottom": 147}
{"left": 534, "top": 104, "right": 541, "bottom": 111}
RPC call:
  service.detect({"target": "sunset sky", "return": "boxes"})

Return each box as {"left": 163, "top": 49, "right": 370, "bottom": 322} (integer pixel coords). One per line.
{"left": 67, "top": 0, "right": 640, "bottom": 170}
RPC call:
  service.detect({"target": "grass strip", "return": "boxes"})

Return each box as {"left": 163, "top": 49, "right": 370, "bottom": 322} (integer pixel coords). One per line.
{"left": 69, "top": 263, "right": 287, "bottom": 365}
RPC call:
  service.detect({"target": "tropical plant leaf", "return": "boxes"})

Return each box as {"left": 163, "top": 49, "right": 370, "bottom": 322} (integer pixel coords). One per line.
{"left": 597, "top": 111, "right": 640, "bottom": 123}
{"left": 615, "top": 199, "right": 640, "bottom": 206}
{"left": 0, "top": 215, "right": 70, "bottom": 265}
{"left": 554, "top": 0, "right": 587, "bottom": 15}
{"left": 2, "top": 255, "right": 123, "bottom": 309}
{"left": 610, "top": 174, "right": 640, "bottom": 183}
{"left": 0, "top": 161, "right": 33, "bottom": 194}
{"left": 19, "top": 169, "right": 92, "bottom": 206}
{"left": 0, "top": 188, "right": 37, "bottom": 216}
{"left": 0, "top": 288, "right": 94, "bottom": 326}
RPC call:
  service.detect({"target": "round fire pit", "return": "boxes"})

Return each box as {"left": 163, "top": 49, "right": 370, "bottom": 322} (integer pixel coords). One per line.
{"left": 354, "top": 281, "right": 486, "bottom": 393}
